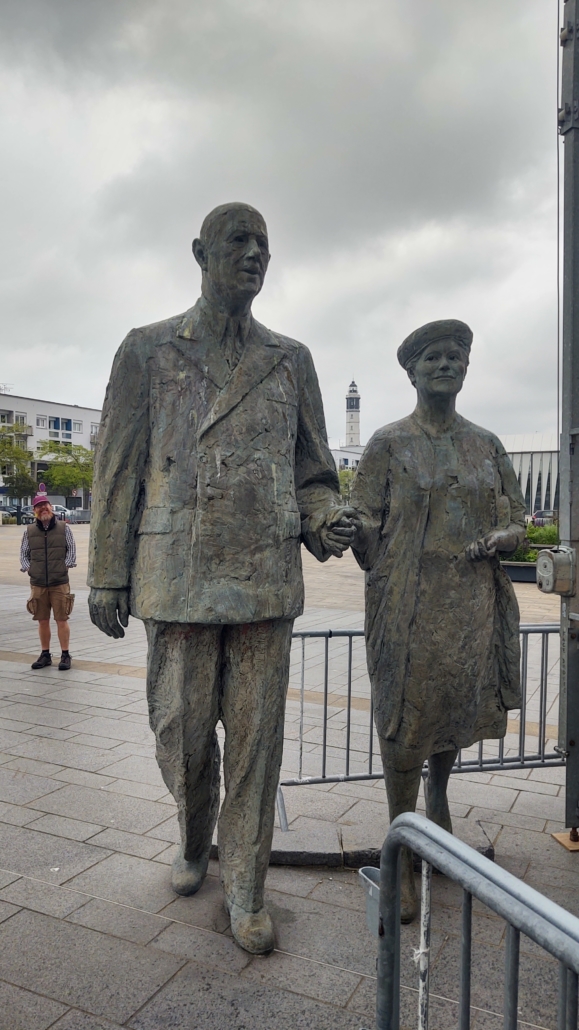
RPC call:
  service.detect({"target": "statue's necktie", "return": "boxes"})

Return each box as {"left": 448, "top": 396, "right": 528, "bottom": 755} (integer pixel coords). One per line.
{"left": 221, "top": 320, "right": 245, "bottom": 371}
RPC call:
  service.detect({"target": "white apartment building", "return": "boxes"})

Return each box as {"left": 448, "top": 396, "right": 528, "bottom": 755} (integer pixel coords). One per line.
{"left": 0, "top": 390, "right": 101, "bottom": 507}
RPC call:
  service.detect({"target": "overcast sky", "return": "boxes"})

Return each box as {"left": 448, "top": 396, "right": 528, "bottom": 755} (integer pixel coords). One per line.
{"left": 0, "top": 0, "right": 560, "bottom": 444}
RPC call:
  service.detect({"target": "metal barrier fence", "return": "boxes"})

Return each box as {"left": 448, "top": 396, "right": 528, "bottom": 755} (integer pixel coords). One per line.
{"left": 363, "top": 813, "right": 579, "bottom": 1030}
{"left": 280, "top": 623, "right": 562, "bottom": 789}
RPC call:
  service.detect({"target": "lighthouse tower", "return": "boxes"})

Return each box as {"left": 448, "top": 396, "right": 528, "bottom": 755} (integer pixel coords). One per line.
{"left": 345, "top": 380, "right": 360, "bottom": 446}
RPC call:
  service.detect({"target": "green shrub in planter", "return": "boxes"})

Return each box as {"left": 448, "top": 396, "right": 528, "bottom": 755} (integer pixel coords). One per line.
{"left": 500, "top": 522, "right": 559, "bottom": 564}
{"left": 527, "top": 523, "right": 559, "bottom": 546}
{"left": 506, "top": 545, "right": 538, "bottom": 564}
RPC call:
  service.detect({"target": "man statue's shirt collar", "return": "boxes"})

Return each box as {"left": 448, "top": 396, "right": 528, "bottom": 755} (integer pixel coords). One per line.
{"left": 197, "top": 296, "right": 252, "bottom": 369}
{"left": 177, "top": 297, "right": 254, "bottom": 376}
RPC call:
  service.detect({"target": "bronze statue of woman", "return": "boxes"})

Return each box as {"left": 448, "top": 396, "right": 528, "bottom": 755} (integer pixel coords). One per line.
{"left": 351, "top": 319, "right": 526, "bottom": 922}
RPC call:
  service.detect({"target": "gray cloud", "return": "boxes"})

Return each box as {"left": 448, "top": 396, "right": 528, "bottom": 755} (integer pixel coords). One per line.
{"left": 0, "top": 0, "right": 559, "bottom": 442}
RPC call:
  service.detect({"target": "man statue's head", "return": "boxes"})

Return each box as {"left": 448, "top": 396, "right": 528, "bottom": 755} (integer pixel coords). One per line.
{"left": 192, "top": 203, "right": 270, "bottom": 315}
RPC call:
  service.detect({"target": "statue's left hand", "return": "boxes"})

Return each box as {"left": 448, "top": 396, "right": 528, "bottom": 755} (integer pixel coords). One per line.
{"left": 88, "top": 587, "right": 130, "bottom": 639}
{"left": 320, "top": 506, "right": 363, "bottom": 558}
{"left": 466, "top": 529, "right": 518, "bottom": 562}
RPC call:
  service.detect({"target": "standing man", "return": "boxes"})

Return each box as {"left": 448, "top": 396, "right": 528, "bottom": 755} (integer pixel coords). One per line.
{"left": 88, "top": 203, "right": 356, "bottom": 954}
{"left": 21, "top": 485, "right": 76, "bottom": 671}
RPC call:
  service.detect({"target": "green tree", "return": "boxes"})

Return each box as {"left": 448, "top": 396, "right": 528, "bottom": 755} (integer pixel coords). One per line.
{"left": 0, "top": 426, "right": 32, "bottom": 476}
{"left": 36, "top": 441, "right": 94, "bottom": 497}
{"left": 338, "top": 468, "right": 356, "bottom": 503}
{"left": 3, "top": 469, "right": 38, "bottom": 503}
{"left": 0, "top": 427, "right": 33, "bottom": 506}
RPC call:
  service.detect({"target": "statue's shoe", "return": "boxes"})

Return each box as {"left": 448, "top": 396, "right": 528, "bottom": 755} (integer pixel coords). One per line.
{"left": 226, "top": 899, "right": 275, "bottom": 954}
{"left": 171, "top": 847, "right": 208, "bottom": 896}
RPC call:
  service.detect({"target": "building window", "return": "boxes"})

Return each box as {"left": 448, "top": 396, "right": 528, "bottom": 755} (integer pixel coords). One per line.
{"left": 49, "top": 431, "right": 59, "bottom": 439}
{"left": 15, "top": 413, "right": 27, "bottom": 425}
{"left": 15, "top": 439, "right": 27, "bottom": 450}
{"left": 61, "top": 418, "right": 72, "bottom": 432}
{"left": 62, "top": 432, "right": 72, "bottom": 440}
{"left": 49, "top": 417, "right": 60, "bottom": 431}
{"left": 90, "top": 423, "right": 99, "bottom": 435}
{"left": 72, "top": 421, "right": 82, "bottom": 433}
{"left": 36, "top": 416, "right": 47, "bottom": 429}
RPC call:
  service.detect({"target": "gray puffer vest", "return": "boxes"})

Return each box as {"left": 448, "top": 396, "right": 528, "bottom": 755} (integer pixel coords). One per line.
{"left": 27, "top": 518, "right": 69, "bottom": 587}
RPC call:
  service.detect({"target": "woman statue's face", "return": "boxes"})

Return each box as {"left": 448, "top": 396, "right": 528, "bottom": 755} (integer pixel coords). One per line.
{"left": 410, "top": 337, "right": 468, "bottom": 397}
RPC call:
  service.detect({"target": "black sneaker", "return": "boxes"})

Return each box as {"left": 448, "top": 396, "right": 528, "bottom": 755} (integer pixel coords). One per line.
{"left": 58, "top": 653, "right": 72, "bottom": 671}
{"left": 31, "top": 651, "right": 51, "bottom": 670}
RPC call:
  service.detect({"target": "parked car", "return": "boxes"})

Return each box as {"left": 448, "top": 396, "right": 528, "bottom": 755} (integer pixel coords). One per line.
{"left": 51, "top": 505, "right": 72, "bottom": 520}
{"left": 531, "top": 509, "right": 558, "bottom": 527}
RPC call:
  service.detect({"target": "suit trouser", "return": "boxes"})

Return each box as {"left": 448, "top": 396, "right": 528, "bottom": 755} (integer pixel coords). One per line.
{"left": 145, "top": 618, "right": 293, "bottom": 912}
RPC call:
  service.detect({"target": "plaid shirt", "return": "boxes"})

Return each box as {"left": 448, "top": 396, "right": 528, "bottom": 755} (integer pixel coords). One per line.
{"left": 20, "top": 523, "right": 77, "bottom": 573}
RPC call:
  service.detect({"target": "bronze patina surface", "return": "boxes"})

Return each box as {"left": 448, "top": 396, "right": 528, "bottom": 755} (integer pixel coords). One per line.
{"left": 87, "top": 203, "right": 357, "bottom": 952}
{"left": 352, "top": 319, "right": 526, "bottom": 921}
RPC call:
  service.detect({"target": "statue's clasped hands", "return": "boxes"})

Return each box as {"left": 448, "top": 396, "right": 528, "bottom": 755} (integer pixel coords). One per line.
{"left": 88, "top": 587, "right": 130, "bottom": 639}
{"left": 320, "top": 506, "right": 362, "bottom": 558}
{"left": 466, "top": 529, "right": 518, "bottom": 562}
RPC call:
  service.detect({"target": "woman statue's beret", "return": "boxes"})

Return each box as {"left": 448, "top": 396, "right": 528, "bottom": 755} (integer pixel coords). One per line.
{"left": 397, "top": 319, "right": 473, "bottom": 369}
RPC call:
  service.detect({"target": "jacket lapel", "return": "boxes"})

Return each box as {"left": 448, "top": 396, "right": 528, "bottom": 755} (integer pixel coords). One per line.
{"left": 197, "top": 320, "right": 286, "bottom": 439}
{"left": 173, "top": 301, "right": 230, "bottom": 389}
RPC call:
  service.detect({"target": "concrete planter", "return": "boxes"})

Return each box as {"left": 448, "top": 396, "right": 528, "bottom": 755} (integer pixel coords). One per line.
{"left": 501, "top": 561, "right": 537, "bottom": 583}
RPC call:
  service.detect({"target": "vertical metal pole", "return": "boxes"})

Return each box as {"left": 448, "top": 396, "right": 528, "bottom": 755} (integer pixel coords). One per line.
{"left": 567, "top": 969, "right": 578, "bottom": 1030}
{"left": 377, "top": 838, "right": 401, "bottom": 1030}
{"left": 417, "top": 861, "right": 432, "bottom": 1030}
{"left": 345, "top": 635, "right": 353, "bottom": 776}
{"left": 276, "top": 785, "right": 289, "bottom": 832}
{"left": 519, "top": 633, "right": 529, "bottom": 762}
{"left": 539, "top": 632, "right": 549, "bottom": 759}
{"left": 322, "top": 636, "right": 329, "bottom": 779}
{"left": 504, "top": 923, "right": 520, "bottom": 1030}
{"left": 458, "top": 891, "right": 472, "bottom": 1030}
{"left": 369, "top": 692, "right": 374, "bottom": 774}
{"left": 298, "top": 636, "right": 305, "bottom": 782}
{"left": 559, "top": 0, "right": 579, "bottom": 832}
{"left": 559, "top": 963, "right": 569, "bottom": 1030}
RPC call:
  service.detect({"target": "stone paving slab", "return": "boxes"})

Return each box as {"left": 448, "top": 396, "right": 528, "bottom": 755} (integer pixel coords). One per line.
{"left": 0, "top": 549, "right": 573, "bottom": 1028}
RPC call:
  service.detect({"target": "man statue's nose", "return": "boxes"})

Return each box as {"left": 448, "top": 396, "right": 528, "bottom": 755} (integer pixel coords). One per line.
{"left": 246, "top": 238, "right": 260, "bottom": 258}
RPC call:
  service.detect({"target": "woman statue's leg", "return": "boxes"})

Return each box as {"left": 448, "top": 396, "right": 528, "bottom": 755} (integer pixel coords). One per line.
{"left": 426, "top": 749, "right": 458, "bottom": 833}
{"left": 383, "top": 754, "right": 423, "bottom": 923}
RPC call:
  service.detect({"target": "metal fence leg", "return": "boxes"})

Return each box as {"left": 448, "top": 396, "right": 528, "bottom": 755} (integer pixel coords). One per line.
{"left": 459, "top": 891, "right": 472, "bottom": 1030}
{"left": 377, "top": 842, "right": 401, "bottom": 1030}
{"left": 417, "top": 860, "right": 432, "bottom": 1030}
{"left": 559, "top": 964, "right": 568, "bottom": 1030}
{"left": 504, "top": 923, "right": 520, "bottom": 1030}
{"left": 276, "top": 785, "right": 289, "bottom": 832}
{"left": 298, "top": 637, "right": 305, "bottom": 781}
{"left": 567, "top": 969, "right": 578, "bottom": 1030}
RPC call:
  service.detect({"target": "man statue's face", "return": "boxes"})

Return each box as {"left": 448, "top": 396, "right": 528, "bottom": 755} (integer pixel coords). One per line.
{"left": 198, "top": 210, "right": 270, "bottom": 307}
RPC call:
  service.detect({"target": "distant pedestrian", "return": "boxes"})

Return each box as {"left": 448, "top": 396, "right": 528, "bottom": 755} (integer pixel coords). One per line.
{"left": 20, "top": 485, "right": 76, "bottom": 671}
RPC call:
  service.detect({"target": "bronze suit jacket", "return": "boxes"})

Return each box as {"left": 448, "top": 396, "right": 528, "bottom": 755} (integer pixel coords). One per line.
{"left": 88, "top": 297, "right": 341, "bottom": 624}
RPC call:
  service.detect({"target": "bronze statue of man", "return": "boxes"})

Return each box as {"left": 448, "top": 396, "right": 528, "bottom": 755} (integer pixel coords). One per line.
{"left": 351, "top": 319, "right": 526, "bottom": 922}
{"left": 88, "top": 203, "right": 356, "bottom": 953}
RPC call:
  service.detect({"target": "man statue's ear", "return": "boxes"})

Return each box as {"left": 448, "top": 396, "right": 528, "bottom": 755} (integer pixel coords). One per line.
{"left": 192, "top": 238, "right": 208, "bottom": 271}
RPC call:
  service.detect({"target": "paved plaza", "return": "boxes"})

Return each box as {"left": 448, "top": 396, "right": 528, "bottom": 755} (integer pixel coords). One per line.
{"left": 0, "top": 525, "right": 574, "bottom": 1029}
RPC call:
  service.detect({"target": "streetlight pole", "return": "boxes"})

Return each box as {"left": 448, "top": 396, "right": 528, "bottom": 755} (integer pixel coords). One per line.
{"left": 558, "top": 0, "right": 579, "bottom": 836}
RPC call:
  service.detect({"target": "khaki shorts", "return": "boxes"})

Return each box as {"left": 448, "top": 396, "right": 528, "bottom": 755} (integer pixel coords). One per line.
{"left": 26, "top": 584, "right": 75, "bottom": 622}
